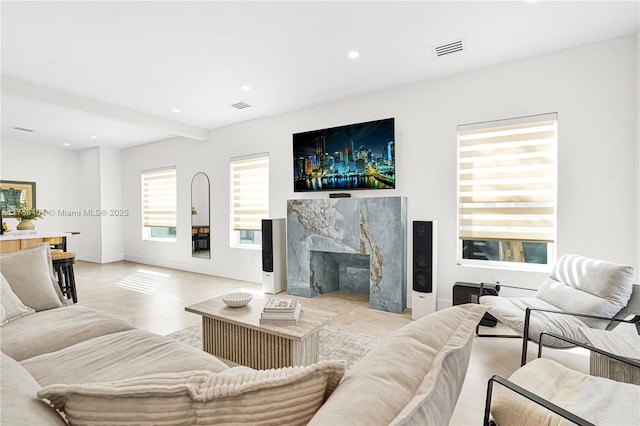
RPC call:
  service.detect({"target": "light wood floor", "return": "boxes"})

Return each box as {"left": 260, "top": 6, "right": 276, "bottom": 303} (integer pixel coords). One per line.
{"left": 74, "top": 259, "right": 596, "bottom": 425}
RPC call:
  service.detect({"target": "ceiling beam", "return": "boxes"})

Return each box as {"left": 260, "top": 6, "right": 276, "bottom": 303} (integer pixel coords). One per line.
{"left": 1, "top": 75, "right": 209, "bottom": 141}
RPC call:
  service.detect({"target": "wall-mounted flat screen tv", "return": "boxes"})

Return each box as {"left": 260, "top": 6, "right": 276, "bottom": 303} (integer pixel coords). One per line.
{"left": 293, "top": 117, "right": 395, "bottom": 192}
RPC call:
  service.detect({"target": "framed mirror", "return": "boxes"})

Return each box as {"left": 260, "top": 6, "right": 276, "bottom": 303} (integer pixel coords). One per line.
{"left": 191, "top": 172, "right": 210, "bottom": 258}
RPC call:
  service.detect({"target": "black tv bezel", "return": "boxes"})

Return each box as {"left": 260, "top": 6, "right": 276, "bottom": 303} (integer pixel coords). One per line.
{"left": 292, "top": 117, "right": 395, "bottom": 193}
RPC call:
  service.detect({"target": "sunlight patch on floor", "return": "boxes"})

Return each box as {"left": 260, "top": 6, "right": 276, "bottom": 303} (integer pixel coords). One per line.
{"left": 242, "top": 288, "right": 266, "bottom": 296}
{"left": 115, "top": 269, "right": 170, "bottom": 294}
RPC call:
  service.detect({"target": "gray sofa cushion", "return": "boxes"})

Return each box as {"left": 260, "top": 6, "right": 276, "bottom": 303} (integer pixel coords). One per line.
{"left": 536, "top": 253, "right": 634, "bottom": 328}
{"left": 0, "top": 243, "right": 67, "bottom": 311}
{"left": 480, "top": 296, "right": 590, "bottom": 346}
{"left": 22, "top": 328, "right": 231, "bottom": 386}
{"left": 1, "top": 352, "right": 66, "bottom": 426}
{"left": 308, "top": 304, "right": 487, "bottom": 426}
{"left": 1, "top": 305, "right": 136, "bottom": 361}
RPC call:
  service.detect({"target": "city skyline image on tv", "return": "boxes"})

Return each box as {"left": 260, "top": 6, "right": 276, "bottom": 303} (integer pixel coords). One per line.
{"left": 293, "top": 118, "right": 395, "bottom": 192}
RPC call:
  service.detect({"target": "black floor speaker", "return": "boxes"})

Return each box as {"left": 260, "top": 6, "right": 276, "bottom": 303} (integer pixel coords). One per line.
{"left": 453, "top": 282, "right": 498, "bottom": 327}
{"left": 413, "top": 221, "right": 434, "bottom": 293}
{"left": 261, "top": 219, "right": 274, "bottom": 273}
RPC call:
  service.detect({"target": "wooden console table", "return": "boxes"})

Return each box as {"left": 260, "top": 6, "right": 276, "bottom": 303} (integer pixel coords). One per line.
{"left": 0, "top": 232, "right": 71, "bottom": 254}
{"left": 186, "top": 296, "right": 335, "bottom": 369}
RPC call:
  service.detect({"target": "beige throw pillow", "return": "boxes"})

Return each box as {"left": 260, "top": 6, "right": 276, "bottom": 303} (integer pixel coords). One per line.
{"left": 308, "top": 304, "right": 487, "bottom": 426}
{"left": 1, "top": 353, "right": 67, "bottom": 426}
{"left": 1, "top": 272, "right": 35, "bottom": 325}
{"left": 0, "top": 243, "right": 67, "bottom": 311}
{"left": 38, "top": 361, "right": 345, "bottom": 425}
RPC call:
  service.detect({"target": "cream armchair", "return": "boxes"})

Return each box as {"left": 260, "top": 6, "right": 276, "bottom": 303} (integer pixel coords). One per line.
{"left": 478, "top": 253, "right": 638, "bottom": 365}
{"left": 484, "top": 332, "right": 640, "bottom": 426}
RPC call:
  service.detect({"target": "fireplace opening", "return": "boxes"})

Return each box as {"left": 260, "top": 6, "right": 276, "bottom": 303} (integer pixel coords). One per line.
{"left": 310, "top": 251, "right": 370, "bottom": 295}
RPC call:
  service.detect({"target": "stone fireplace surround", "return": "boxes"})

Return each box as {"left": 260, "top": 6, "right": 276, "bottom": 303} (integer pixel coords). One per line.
{"left": 310, "top": 251, "right": 371, "bottom": 295}
{"left": 286, "top": 196, "right": 407, "bottom": 313}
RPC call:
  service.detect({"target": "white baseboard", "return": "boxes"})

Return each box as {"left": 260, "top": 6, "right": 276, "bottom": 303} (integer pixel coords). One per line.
{"left": 122, "top": 254, "right": 262, "bottom": 284}
{"left": 438, "top": 299, "right": 453, "bottom": 309}
{"left": 76, "top": 254, "right": 102, "bottom": 263}
{"left": 76, "top": 254, "right": 123, "bottom": 264}
{"left": 123, "top": 254, "right": 192, "bottom": 271}
{"left": 102, "top": 254, "right": 124, "bottom": 263}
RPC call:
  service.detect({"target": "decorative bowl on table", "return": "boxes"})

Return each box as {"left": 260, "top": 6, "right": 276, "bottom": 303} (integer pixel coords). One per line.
{"left": 222, "top": 292, "right": 253, "bottom": 308}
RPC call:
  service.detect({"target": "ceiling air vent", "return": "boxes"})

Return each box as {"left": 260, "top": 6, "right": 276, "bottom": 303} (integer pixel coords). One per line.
{"left": 432, "top": 38, "right": 465, "bottom": 58}
{"left": 10, "top": 126, "right": 35, "bottom": 133}
{"left": 230, "top": 102, "right": 251, "bottom": 110}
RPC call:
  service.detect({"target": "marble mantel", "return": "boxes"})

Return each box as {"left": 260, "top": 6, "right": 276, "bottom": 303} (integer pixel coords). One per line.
{"left": 286, "top": 196, "right": 407, "bottom": 313}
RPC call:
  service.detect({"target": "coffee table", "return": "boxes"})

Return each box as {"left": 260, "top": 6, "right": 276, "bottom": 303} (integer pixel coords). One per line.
{"left": 580, "top": 327, "right": 640, "bottom": 385}
{"left": 186, "top": 296, "right": 335, "bottom": 369}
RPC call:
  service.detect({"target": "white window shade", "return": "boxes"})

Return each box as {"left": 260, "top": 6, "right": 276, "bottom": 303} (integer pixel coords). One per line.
{"left": 231, "top": 154, "right": 269, "bottom": 231}
{"left": 458, "top": 113, "right": 557, "bottom": 243}
{"left": 141, "top": 167, "right": 177, "bottom": 228}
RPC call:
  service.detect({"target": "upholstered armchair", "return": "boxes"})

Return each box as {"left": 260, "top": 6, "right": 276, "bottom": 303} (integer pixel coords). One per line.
{"left": 478, "top": 253, "right": 639, "bottom": 365}
{"left": 484, "top": 332, "right": 640, "bottom": 426}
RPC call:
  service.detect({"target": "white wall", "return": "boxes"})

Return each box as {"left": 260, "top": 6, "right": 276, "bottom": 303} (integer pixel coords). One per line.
{"left": 3, "top": 34, "right": 637, "bottom": 308}
{"left": 120, "top": 34, "right": 639, "bottom": 308}
{"left": 77, "top": 148, "right": 102, "bottom": 261}
{"left": 99, "top": 146, "right": 124, "bottom": 263}
{"left": 0, "top": 143, "right": 123, "bottom": 262}
{"left": 0, "top": 140, "right": 81, "bottom": 252}
{"left": 122, "top": 137, "right": 213, "bottom": 272}
{"left": 75, "top": 146, "right": 125, "bottom": 263}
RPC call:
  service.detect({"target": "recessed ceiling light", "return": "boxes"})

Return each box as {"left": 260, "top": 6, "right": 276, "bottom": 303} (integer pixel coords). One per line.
{"left": 172, "top": 108, "right": 181, "bottom": 113}
{"left": 348, "top": 51, "right": 359, "bottom": 59}
{"left": 90, "top": 135, "right": 97, "bottom": 139}
{"left": 241, "top": 85, "right": 251, "bottom": 91}
{"left": 64, "top": 143, "right": 71, "bottom": 146}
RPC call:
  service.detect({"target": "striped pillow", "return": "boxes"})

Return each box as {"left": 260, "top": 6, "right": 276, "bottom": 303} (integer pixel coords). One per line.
{"left": 38, "top": 361, "right": 345, "bottom": 425}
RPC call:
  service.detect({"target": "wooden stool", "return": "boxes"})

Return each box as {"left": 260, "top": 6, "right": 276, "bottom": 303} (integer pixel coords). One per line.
{"left": 51, "top": 250, "right": 77, "bottom": 303}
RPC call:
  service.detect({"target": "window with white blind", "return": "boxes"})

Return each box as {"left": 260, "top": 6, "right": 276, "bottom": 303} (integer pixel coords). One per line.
{"left": 141, "top": 167, "right": 177, "bottom": 241}
{"left": 230, "top": 154, "right": 269, "bottom": 248}
{"left": 457, "top": 113, "right": 557, "bottom": 268}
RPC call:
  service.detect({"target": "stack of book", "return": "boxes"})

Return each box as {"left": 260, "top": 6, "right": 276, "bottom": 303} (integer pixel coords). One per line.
{"left": 259, "top": 297, "right": 301, "bottom": 326}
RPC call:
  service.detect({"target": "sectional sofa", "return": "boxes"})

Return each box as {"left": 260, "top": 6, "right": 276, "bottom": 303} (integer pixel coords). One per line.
{"left": 1, "top": 243, "right": 486, "bottom": 425}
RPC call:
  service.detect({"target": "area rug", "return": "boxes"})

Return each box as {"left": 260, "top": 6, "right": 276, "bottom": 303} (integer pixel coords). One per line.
{"left": 167, "top": 323, "right": 381, "bottom": 373}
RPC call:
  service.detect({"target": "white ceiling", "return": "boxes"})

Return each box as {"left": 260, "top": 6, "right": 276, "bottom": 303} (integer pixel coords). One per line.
{"left": 2, "top": 1, "right": 639, "bottom": 151}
